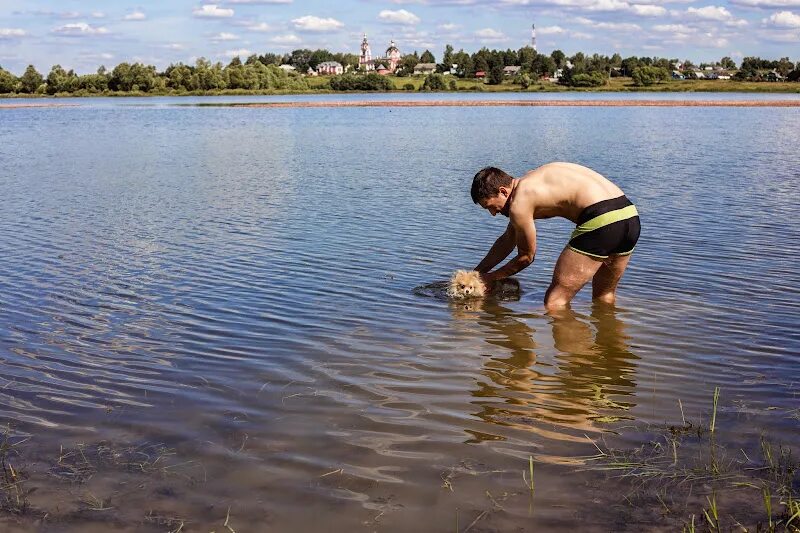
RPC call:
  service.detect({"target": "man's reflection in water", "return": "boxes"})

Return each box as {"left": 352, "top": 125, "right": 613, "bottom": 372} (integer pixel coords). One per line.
{"left": 452, "top": 295, "right": 639, "bottom": 442}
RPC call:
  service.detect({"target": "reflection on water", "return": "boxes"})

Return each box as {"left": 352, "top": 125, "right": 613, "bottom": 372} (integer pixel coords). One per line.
{"left": 459, "top": 301, "right": 637, "bottom": 448}
{"left": 1, "top": 97, "right": 798, "bottom": 530}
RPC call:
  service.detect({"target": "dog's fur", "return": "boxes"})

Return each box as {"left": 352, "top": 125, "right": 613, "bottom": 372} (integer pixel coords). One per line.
{"left": 447, "top": 270, "right": 487, "bottom": 299}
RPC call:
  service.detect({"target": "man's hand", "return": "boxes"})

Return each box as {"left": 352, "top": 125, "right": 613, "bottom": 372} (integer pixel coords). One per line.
{"left": 480, "top": 272, "right": 495, "bottom": 290}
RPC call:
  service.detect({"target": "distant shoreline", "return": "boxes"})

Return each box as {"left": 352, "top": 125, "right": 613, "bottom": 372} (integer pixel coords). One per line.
{"left": 210, "top": 100, "right": 800, "bottom": 108}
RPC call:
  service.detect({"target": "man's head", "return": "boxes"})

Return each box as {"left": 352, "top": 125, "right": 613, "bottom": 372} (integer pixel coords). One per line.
{"left": 471, "top": 166, "right": 514, "bottom": 217}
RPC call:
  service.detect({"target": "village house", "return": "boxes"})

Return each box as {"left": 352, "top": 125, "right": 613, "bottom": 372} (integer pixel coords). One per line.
{"left": 278, "top": 64, "right": 296, "bottom": 73}
{"left": 413, "top": 63, "right": 437, "bottom": 75}
{"left": 316, "top": 61, "right": 344, "bottom": 76}
{"left": 503, "top": 66, "right": 521, "bottom": 77}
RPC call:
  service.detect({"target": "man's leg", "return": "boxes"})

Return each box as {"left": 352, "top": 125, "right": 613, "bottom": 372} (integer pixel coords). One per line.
{"left": 591, "top": 254, "right": 632, "bottom": 305}
{"left": 544, "top": 247, "right": 604, "bottom": 310}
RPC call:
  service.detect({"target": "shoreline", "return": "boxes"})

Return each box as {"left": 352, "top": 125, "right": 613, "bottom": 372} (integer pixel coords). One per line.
{"left": 215, "top": 99, "right": 800, "bottom": 108}
{"left": 3, "top": 99, "right": 800, "bottom": 109}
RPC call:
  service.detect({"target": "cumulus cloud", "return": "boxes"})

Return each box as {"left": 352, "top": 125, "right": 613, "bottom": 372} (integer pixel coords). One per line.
{"left": 291, "top": 15, "right": 344, "bottom": 31}
{"left": 52, "top": 22, "right": 110, "bottom": 36}
{"left": 576, "top": 16, "right": 642, "bottom": 31}
{"left": 224, "top": 48, "right": 253, "bottom": 57}
{"left": 537, "top": 25, "right": 568, "bottom": 34}
{"left": 763, "top": 9, "right": 800, "bottom": 25}
{"left": 0, "top": 28, "right": 27, "bottom": 39}
{"left": 91, "top": 12, "right": 106, "bottom": 18}
{"left": 730, "top": 0, "right": 800, "bottom": 7}
{"left": 193, "top": 5, "right": 234, "bottom": 18}
{"left": 124, "top": 11, "right": 147, "bottom": 21}
{"left": 212, "top": 32, "right": 239, "bottom": 41}
{"left": 241, "top": 22, "right": 273, "bottom": 32}
{"left": 474, "top": 27, "right": 508, "bottom": 42}
{"left": 684, "top": 5, "right": 748, "bottom": 26}
{"left": 630, "top": 4, "right": 667, "bottom": 15}
{"left": 166, "top": 43, "right": 186, "bottom": 50}
{"left": 378, "top": 9, "right": 421, "bottom": 24}
{"left": 270, "top": 33, "right": 302, "bottom": 44}
{"left": 438, "top": 23, "right": 460, "bottom": 31}
{"left": 226, "top": 0, "right": 292, "bottom": 3}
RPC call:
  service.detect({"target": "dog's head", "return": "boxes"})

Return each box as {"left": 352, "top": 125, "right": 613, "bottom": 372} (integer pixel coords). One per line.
{"left": 447, "top": 270, "right": 487, "bottom": 299}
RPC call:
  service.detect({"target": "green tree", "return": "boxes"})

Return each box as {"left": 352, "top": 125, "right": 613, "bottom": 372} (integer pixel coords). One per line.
{"left": 631, "top": 65, "right": 669, "bottom": 86}
{"left": 46, "top": 64, "right": 78, "bottom": 94}
{"left": 551, "top": 49, "right": 566, "bottom": 68}
{"left": 421, "top": 73, "right": 446, "bottom": 90}
{"left": 19, "top": 65, "right": 44, "bottom": 93}
{"left": 0, "top": 66, "right": 19, "bottom": 93}
{"left": 451, "top": 49, "right": 472, "bottom": 77}
{"left": 720, "top": 56, "right": 736, "bottom": 70}
{"left": 420, "top": 49, "right": 435, "bottom": 63}
{"left": 487, "top": 60, "right": 504, "bottom": 85}
{"left": 776, "top": 57, "right": 794, "bottom": 76}
{"left": 439, "top": 44, "right": 454, "bottom": 72}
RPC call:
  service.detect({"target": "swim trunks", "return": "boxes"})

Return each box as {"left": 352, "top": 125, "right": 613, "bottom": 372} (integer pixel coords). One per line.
{"left": 568, "top": 195, "right": 640, "bottom": 259}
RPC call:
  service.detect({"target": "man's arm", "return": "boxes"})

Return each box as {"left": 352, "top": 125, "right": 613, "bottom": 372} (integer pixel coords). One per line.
{"left": 474, "top": 222, "right": 516, "bottom": 273}
{"left": 483, "top": 215, "right": 536, "bottom": 283}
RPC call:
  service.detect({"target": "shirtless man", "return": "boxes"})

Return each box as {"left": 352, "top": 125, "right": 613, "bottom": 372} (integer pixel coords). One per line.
{"left": 472, "top": 162, "right": 640, "bottom": 310}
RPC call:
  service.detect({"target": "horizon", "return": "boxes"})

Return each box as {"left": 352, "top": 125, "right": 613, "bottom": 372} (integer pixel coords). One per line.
{"left": 1, "top": 0, "right": 799, "bottom": 76}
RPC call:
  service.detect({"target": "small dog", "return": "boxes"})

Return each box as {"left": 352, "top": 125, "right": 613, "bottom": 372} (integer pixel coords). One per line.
{"left": 447, "top": 270, "right": 487, "bottom": 299}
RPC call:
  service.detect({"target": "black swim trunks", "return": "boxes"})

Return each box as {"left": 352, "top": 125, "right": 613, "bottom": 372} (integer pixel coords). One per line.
{"left": 568, "top": 195, "right": 640, "bottom": 259}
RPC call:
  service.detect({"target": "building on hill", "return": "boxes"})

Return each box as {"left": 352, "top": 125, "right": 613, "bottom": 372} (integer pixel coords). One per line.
{"left": 413, "top": 63, "right": 437, "bottom": 75}
{"left": 316, "top": 61, "right": 344, "bottom": 75}
{"left": 359, "top": 35, "right": 401, "bottom": 73}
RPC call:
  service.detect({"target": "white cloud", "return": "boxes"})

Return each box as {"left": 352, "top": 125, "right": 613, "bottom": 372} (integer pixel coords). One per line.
{"left": 763, "top": 9, "right": 800, "bottom": 26}
{"left": 685, "top": 5, "right": 748, "bottom": 26}
{"left": 438, "top": 23, "right": 460, "bottom": 31}
{"left": 731, "top": 0, "right": 800, "bottom": 7}
{"left": 52, "top": 22, "right": 110, "bottom": 36}
{"left": 91, "top": 12, "right": 106, "bottom": 18}
{"left": 227, "top": 0, "right": 292, "bottom": 3}
{"left": 270, "top": 33, "right": 302, "bottom": 44}
{"left": 378, "top": 9, "right": 421, "bottom": 24}
{"left": 0, "top": 28, "right": 27, "bottom": 39}
{"left": 166, "top": 43, "right": 186, "bottom": 50}
{"left": 212, "top": 32, "right": 239, "bottom": 41}
{"left": 687, "top": 5, "right": 732, "bottom": 20}
{"left": 537, "top": 25, "right": 568, "bottom": 34}
{"left": 474, "top": 27, "right": 508, "bottom": 42}
{"left": 630, "top": 4, "right": 667, "bottom": 15}
{"left": 242, "top": 22, "right": 273, "bottom": 32}
{"left": 224, "top": 48, "right": 253, "bottom": 58}
{"left": 291, "top": 15, "right": 344, "bottom": 31}
{"left": 124, "top": 11, "right": 147, "bottom": 21}
{"left": 193, "top": 5, "right": 234, "bottom": 18}
{"left": 653, "top": 23, "right": 692, "bottom": 32}
{"left": 576, "top": 17, "right": 642, "bottom": 31}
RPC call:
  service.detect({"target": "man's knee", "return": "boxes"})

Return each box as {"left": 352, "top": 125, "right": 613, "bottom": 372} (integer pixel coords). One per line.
{"left": 544, "top": 285, "right": 573, "bottom": 310}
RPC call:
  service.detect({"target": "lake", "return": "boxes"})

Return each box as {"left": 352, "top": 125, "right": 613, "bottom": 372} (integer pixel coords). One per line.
{"left": 1, "top": 93, "right": 798, "bottom": 531}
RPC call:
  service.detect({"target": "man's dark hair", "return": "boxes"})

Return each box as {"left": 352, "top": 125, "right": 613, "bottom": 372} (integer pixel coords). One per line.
{"left": 471, "top": 167, "right": 514, "bottom": 204}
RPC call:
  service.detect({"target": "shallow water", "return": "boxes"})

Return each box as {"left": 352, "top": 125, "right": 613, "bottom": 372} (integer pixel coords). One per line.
{"left": 1, "top": 94, "right": 799, "bottom": 530}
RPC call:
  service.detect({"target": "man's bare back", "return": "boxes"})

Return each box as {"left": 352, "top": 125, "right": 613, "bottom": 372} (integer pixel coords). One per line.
{"left": 470, "top": 163, "right": 640, "bottom": 310}
{"left": 508, "top": 162, "right": 626, "bottom": 223}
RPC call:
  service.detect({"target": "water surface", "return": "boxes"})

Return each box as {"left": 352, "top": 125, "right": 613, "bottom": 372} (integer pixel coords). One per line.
{"left": 1, "top": 94, "right": 798, "bottom": 531}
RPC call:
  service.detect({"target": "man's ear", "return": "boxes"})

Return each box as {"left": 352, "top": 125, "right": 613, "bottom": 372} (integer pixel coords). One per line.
{"left": 498, "top": 186, "right": 509, "bottom": 197}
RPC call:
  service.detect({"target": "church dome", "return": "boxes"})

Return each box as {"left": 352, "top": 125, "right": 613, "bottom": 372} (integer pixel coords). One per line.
{"left": 386, "top": 40, "right": 399, "bottom": 54}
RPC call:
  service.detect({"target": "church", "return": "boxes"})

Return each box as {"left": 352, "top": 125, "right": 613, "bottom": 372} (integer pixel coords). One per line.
{"left": 358, "top": 34, "right": 401, "bottom": 74}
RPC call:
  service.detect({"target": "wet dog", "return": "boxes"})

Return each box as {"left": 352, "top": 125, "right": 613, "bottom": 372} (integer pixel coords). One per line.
{"left": 447, "top": 270, "right": 487, "bottom": 299}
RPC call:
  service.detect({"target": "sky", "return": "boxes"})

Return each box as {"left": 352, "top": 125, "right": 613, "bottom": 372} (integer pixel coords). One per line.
{"left": 0, "top": 0, "right": 798, "bottom": 74}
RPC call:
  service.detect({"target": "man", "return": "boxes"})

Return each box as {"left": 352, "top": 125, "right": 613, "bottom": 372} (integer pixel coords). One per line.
{"left": 472, "top": 162, "right": 640, "bottom": 310}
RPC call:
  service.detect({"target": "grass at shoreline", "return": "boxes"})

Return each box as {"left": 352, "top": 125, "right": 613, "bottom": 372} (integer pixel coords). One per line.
{"left": 1, "top": 77, "right": 799, "bottom": 99}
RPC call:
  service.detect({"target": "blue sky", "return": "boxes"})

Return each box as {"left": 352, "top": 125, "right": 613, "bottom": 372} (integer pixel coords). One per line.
{"left": 1, "top": 0, "right": 798, "bottom": 74}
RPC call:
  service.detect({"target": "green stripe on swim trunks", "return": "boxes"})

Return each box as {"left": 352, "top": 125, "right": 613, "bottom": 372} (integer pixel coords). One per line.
{"left": 570, "top": 205, "right": 639, "bottom": 241}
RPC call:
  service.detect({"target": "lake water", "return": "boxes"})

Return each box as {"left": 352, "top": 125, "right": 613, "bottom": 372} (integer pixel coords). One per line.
{"left": 1, "top": 94, "right": 799, "bottom": 531}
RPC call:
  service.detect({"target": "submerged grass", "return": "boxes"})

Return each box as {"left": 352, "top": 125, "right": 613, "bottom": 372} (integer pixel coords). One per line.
{"left": 584, "top": 386, "right": 800, "bottom": 531}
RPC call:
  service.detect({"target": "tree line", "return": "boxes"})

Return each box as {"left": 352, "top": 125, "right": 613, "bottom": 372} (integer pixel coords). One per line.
{"left": 1, "top": 47, "right": 798, "bottom": 95}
